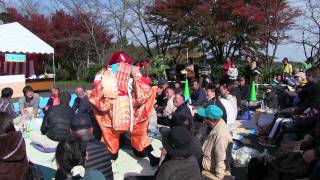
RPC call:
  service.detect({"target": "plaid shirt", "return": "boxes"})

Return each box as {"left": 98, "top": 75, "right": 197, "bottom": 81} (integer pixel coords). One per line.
{"left": 0, "top": 97, "right": 17, "bottom": 118}
{"left": 116, "top": 62, "right": 131, "bottom": 93}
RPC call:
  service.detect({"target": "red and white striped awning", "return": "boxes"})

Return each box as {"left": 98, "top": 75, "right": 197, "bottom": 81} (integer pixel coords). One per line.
{"left": 0, "top": 54, "right": 39, "bottom": 77}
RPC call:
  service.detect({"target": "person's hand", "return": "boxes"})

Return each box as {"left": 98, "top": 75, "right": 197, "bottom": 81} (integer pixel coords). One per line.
{"left": 160, "top": 147, "right": 167, "bottom": 157}
{"left": 159, "top": 147, "right": 167, "bottom": 165}
{"left": 303, "top": 149, "right": 317, "bottom": 164}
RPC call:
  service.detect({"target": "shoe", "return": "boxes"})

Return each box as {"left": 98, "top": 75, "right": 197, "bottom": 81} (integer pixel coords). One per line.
{"left": 258, "top": 139, "right": 277, "bottom": 147}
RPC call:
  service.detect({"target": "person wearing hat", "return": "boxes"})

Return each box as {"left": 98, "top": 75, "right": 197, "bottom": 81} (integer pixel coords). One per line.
{"left": 69, "top": 113, "right": 113, "bottom": 180}
{"left": 155, "top": 126, "right": 202, "bottom": 180}
{"left": 197, "top": 105, "right": 233, "bottom": 180}
{"left": 87, "top": 51, "right": 159, "bottom": 166}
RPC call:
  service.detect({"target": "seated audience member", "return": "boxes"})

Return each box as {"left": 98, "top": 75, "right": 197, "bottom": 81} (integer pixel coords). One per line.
{"left": 204, "top": 86, "right": 227, "bottom": 122}
{"left": 54, "top": 136, "right": 106, "bottom": 180}
{"left": 263, "top": 86, "right": 278, "bottom": 109}
{"left": 72, "top": 87, "right": 101, "bottom": 140}
{"left": 259, "top": 79, "right": 320, "bottom": 147}
{"left": 0, "top": 87, "right": 17, "bottom": 118}
{"left": 220, "top": 84, "right": 238, "bottom": 113}
{"left": 72, "top": 87, "right": 92, "bottom": 114}
{"left": 44, "top": 87, "right": 60, "bottom": 111}
{"left": 70, "top": 114, "right": 113, "bottom": 179}
{"left": 197, "top": 105, "right": 233, "bottom": 180}
{"left": 272, "top": 113, "right": 320, "bottom": 180}
{"left": 155, "top": 82, "right": 168, "bottom": 112}
{"left": 273, "top": 67, "right": 320, "bottom": 118}
{"left": 19, "top": 85, "right": 40, "bottom": 117}
{"left": 239, "top": 77, "right": 250, "bottom": 102}
{"left": 191, "top": 80, "right": 207, "bottom": 107}
{"left": 229, "top": 81, "right": 241, "bottom": 108}
{"left": 0, "top": 112, "right": 28, "bottom": 180}
{"left": 296, "top": 67, "right": 320, "bottom": 112}
{"left": 293, "top": 86, "right": 303, "bottom": 106}
{"left": 174, "top": 81, "right": 182, "bottom": 94}
{"left": 278, "top": 86, "right": 295, "bottom": 109}
{"left": 286, "top": 72, "right": 305, "bottom": 87}
{"left": 216, "top": 90, "right": 236, "bottom": 125}
{"left": 273, "top": 74, "right": 283, "bottom": 84}
{"left": 156, "top": 127, "right": 202, "bottom": 180}
{"left": 157, "top": 88, "right": 177, "bottom": 126}
{"left": 30, "top": 92, "right": 74, "bottom": 148}
{"left": 171, "top": 94, "right": 193, "bottom": 131}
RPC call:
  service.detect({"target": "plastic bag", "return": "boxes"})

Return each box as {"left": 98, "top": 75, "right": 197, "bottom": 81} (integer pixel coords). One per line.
{"left": 232, "top": 147, "right": 260, "bottom": 167}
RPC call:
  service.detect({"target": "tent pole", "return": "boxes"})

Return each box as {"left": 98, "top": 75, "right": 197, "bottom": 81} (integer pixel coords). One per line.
{"left": 53, "top": 53, "right": 56, "bottom": 85}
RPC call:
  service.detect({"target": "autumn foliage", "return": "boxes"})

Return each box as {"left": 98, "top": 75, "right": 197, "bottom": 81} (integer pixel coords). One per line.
{"left": 148, "top": 0, "right": 301, "bottom": 64}
{"left": 0, "top": 7, "right": 112, "bottom": 80}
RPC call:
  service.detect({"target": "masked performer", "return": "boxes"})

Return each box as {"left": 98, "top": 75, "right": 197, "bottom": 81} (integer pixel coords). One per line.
{"left": 87, "top": 52, "right": 159, "bottom": 166}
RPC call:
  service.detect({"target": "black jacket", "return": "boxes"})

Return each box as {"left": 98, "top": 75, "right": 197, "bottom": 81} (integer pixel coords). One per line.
{"left": 72, "top": 96, "right": 102, "bottom": 140}
{"left": 191, "top": 88, "right": 207, "bottom": 106}
{"left": 72, "top": 96, "right": 93, "bottom": 116}
{"left": 41, "top": 104, "right": 74, "bottom": 142}
{"left": 155, "top": 156, "right": 201, "bottom": 180}
{"left": 82, "top": 135, "right": 113, "bottom": 180}
{"left": 171, "top": 103, "right": 193, "bottom": 131}
{"left": 156, "top": 92, "right": 168, "bottom": 107}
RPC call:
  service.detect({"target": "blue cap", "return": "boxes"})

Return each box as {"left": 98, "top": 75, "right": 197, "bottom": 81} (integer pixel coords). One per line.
{"left": 197, "top": 105, "right": 223, "bottom": 120}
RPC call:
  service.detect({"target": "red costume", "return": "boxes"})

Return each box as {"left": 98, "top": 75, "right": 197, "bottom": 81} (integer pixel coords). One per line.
{"left": 87, "top": 52, "right": 157, "bottom": 159}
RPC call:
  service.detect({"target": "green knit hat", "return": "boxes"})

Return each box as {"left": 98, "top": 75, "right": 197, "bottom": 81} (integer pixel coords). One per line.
{"left": 197, "top": 105, "right": 223, "bottom": 120}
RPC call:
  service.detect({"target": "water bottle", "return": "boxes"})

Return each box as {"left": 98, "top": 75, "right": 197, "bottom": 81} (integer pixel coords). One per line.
{"left": 261, "top": 92, "right": 265, "bottom": 110}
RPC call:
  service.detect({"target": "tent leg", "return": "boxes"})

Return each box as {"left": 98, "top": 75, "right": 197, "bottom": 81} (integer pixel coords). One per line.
{"left": 53, "top": 53, "right": 55, "bottom": 85}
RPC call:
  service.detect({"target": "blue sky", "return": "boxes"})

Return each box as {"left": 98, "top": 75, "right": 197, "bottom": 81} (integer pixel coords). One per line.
{"left": 275, "top": 0, "right": 310, "bottom": 62}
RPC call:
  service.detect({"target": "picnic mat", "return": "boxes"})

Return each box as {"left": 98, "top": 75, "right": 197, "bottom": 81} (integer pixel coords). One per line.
{"left": 24, "top": 118, "right": 162, "bottom": 180}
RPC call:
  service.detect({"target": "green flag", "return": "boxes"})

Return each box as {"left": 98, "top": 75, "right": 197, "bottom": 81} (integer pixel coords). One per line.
{"left": 184, "top": 79, "right": 190, "bottom": 101}
{"left": 250, "top": 81, "right": 257, "bottom": 102}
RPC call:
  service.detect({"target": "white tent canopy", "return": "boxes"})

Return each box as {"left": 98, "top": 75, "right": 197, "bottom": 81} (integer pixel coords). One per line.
{"left": 0, "top": 22, "right": 54, "bottom": 54}
{"left": 0, "top": 22, "right": 55, "bottom": 82}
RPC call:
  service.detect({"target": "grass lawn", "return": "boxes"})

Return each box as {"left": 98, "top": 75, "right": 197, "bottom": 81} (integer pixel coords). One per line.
{"left": 56, "top": 81, "right": 91, "bottom": 87}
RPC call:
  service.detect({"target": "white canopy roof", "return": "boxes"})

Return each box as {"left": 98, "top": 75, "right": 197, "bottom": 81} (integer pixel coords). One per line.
{"left": 0, "top": 22, "right": 54, "bottom": 54}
